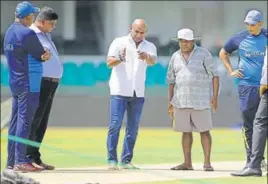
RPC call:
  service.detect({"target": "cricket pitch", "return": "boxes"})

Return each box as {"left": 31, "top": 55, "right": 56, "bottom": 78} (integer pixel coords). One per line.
{"left": 19, "top": 161, "right": 251, "bottom": 184}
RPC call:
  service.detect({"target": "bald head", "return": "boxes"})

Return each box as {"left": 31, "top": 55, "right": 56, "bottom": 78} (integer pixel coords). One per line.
{"left": 130, "top": 19, "right": 147, "bottom": 44}
{"left": 132, "top": 19, "right": 147, "bottom": 30}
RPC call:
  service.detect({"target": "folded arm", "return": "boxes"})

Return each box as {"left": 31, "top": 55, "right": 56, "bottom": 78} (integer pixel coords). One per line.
{"left": 23, "top": 31, "right": 46, "bottom": 61}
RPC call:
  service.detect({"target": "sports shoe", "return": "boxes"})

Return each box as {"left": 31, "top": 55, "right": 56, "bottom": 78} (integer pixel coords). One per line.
{"left": 120, "top": 163, "right": 140, "bottom": 170}
{"left": 231, "top": 168, "right": 262, "bottom": 177}
{"left": 13, "top": 163, "right": 43, "bottom": 172}
{"left": 108, "top": 161, "right": 119, "bottom": 170}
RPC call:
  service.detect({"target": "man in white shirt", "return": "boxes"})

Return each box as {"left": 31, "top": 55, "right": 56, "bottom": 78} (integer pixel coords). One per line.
{"left": 106, "top": 19, "right": 157, "bottom": 170}
{"left": 26, "top": 7, "right": 63, "bottom": 170}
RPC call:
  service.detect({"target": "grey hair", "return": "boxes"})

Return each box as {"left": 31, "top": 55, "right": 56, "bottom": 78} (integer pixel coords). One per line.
{"left": 36, "top": 6, "right": 58, "bottom": 21}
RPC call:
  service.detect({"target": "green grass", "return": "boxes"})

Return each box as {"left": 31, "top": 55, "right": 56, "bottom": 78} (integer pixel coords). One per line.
{"left": 1, "top": 128, "right": 267, "bottom": 184}
{"left": 128, "top": 177, "right": 267, "bottom": 184}
{"left": 1, "top": 127, "right": 257, "bottom": 169}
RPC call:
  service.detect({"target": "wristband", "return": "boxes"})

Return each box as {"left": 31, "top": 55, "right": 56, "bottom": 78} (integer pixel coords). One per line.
{"left": 119, "top": 54, "right": 124, "bottom": 62}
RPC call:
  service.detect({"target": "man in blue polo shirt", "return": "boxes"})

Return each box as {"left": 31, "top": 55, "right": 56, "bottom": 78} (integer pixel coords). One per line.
{"left": 3, "top": 1, "right": 50, "bottom": 172}
{"left": 232, "top": 47, "right": 268, "bottom": 177}
{"left": 219, "top": 10, "right": 267, "bottom": 174}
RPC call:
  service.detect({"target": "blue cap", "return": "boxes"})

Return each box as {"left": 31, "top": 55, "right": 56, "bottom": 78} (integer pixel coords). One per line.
{"left": 244, "top": 10, "right": 263, "bottom": 25}
{"left": 15, "top": 1, "right": 40, "bottom": 19}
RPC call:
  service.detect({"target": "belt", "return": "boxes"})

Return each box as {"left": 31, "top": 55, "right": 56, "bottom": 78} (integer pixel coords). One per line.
{"left": 42, "top": 77, "right": 60, "bottom": 82}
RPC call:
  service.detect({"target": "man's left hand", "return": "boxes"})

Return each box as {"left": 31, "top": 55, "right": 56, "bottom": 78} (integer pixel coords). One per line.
{"left": 138, "top": 51, "right": 148, "bottom": 60}
{"left": 260, "top": 85, "right": 268, "bottom": 97}
{"left": 210, "top": 97, "right": 218, "bottom": 113}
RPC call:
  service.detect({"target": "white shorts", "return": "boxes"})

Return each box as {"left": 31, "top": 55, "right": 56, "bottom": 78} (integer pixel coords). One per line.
{"left": 172, "top": 108, "right": 213, "bottom": 133}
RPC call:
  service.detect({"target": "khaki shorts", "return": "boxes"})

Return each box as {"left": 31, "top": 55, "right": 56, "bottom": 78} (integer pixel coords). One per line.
{"left": 172, "top": 108, "right": 213, "bottom": 132}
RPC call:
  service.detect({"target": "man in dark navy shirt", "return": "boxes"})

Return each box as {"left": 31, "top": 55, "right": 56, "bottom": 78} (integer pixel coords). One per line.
{"left": 219, "top": 10, "right": 267, "bottom": 175}
{"left": 3, "top": 1, "right": 50, "bottom": 172}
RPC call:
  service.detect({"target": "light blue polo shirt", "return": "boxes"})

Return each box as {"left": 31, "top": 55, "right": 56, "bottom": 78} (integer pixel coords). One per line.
{"left": 223, "top": 28, "right": 267, "bottom": 86}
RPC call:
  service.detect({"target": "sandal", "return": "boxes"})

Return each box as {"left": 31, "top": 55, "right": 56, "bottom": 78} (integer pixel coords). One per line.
{"left": 203, "top": 165, "right": 214, "bottom": 171}
{"left": 171, "top": 164, "right": 194, "bottom": 170}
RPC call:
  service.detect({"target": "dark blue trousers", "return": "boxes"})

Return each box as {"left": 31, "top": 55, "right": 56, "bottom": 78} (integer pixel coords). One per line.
{"left": 7, "top": 91, "right": 40, "bottom": 166}
{"left": 238, "top": 85, "right": 260, "bottom": 166}
{"left": 107, "top": 92, "right": 145, "bottom": 164}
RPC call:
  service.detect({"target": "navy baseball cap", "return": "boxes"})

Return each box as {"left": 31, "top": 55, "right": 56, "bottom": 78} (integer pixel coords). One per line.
{"left": 244, "top": 10, "right": 263, "bottom": 25}
{"left": 15, "top": 1, "right": 40, "bottom": 18}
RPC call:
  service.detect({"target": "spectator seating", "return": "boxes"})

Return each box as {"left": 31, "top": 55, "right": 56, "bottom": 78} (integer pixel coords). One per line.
{"left": 61, "top": 62, "right": 79, "bottom": 85}
{"left": 0, "top": 60, "right": 171, "bottom": 87}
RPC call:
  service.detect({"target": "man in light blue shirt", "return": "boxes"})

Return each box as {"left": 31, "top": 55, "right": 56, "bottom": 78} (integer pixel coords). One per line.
{"left": 26, "top": 6, "right": 63, "bottom": 170}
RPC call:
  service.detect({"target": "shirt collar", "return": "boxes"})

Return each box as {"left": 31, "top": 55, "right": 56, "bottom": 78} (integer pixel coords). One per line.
{"left": 30, "top": 23, "right": 42, "bottom": 34}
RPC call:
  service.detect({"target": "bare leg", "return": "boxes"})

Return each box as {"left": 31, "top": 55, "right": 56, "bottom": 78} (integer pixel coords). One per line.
{"left": 200, "top": 131, "right": 212, "bottom": 167}
{"left": 182, "top": 132, "right": 193, "bottom": 168}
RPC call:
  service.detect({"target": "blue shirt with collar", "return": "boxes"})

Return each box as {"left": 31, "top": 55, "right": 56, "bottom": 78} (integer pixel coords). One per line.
{"left": 223, "top": 28, "right": 267, "bottom": 86}
{"left": 30, "top": 24, "right": 63, "bottom": 79}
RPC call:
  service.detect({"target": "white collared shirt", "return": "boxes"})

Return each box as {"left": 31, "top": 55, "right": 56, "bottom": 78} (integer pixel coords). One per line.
{"left": 30, "top": 24, "right": 63, "bottom": 79}
{"left": 107, "top": 35, "right": 157, "bottom": 97}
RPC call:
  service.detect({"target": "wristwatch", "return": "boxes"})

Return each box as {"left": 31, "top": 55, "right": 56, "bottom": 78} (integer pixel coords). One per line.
{"left": 118, "top": 52, "right": 125, "bottom": 62}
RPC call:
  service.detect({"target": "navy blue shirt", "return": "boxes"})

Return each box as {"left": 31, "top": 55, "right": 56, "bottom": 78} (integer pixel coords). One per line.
{"left": 223, "top": 29, "right": 267, "bottom": 86}
{"left": 3, "top": 22, "right": 45, "bottom": 94}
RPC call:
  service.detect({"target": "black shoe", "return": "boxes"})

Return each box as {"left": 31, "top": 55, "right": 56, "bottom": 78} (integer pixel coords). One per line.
{"left": 231, "top": 168, "right": 262, "bottom": 177}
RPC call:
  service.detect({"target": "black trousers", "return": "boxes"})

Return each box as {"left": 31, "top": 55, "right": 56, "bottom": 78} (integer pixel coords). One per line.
{"left": 26, "top": 77, "right": 59, "bottom": 164}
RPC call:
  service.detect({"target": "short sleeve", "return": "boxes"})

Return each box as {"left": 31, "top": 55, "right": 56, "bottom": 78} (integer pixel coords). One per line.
{"left": 107, "top": 38, "right": 120, "bottom": 58}
{"left": 223, "top": 35, "right": 239, "bottom": 54}
{"left": 148, "top": 43, "right": 157, "bottom": 58}
{"left": 167, "top": 53, "right": 176, "bottom": 84}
